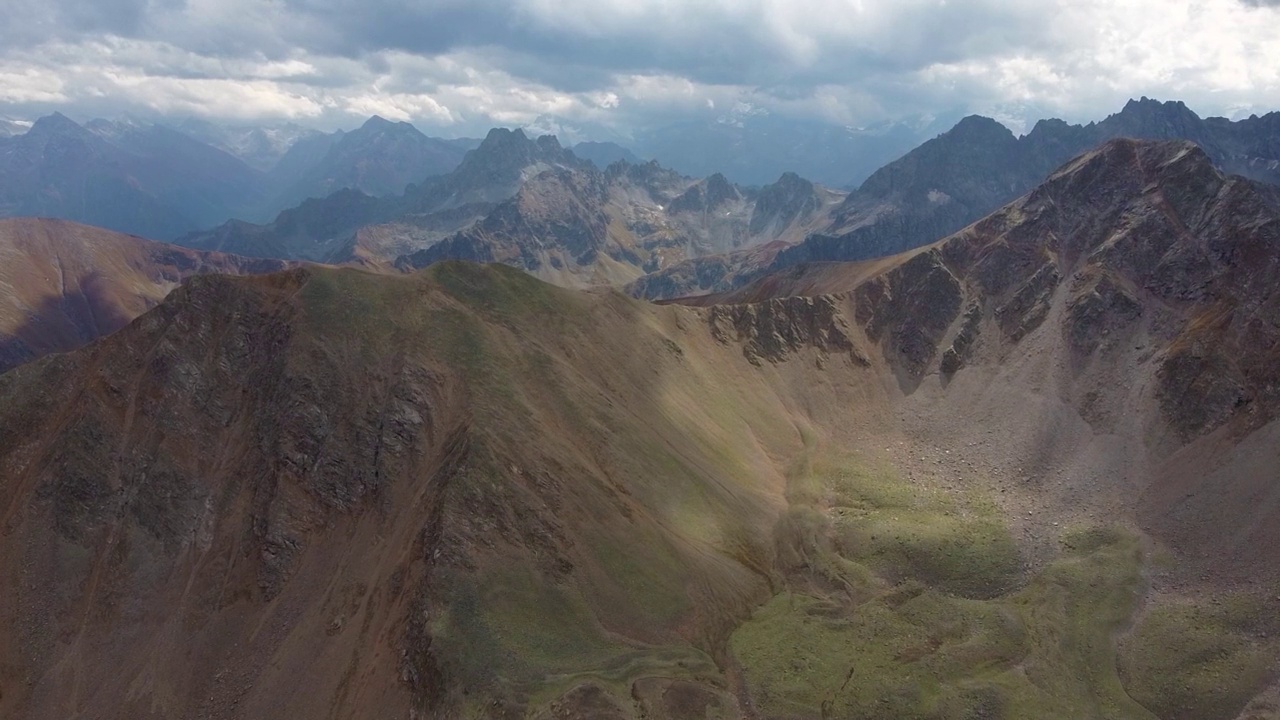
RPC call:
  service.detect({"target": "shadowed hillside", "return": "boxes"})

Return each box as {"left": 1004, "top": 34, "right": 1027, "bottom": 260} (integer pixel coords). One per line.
{"left": 0, "top": 218, "right": 290, "bottom": 373}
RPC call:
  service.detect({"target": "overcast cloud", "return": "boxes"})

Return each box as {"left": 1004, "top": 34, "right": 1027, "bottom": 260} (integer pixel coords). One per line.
{"left": 2, "top": 0, "right": 1278, "bottom": 138}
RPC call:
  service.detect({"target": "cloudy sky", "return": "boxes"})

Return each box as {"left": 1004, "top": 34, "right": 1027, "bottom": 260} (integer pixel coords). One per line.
{"left": 3, "top": 0, "right": 1280, "bottom": 138}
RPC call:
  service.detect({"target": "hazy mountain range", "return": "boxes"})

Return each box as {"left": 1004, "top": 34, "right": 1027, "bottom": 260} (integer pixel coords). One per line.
{"left": 0, "top": 107, "right": 944, "bottom": 243}
{"left": 0, "top": 113, "right": 484, "bottom": 240}
{"left": 4, "top": 97, "right": 1273, "bottom": 265}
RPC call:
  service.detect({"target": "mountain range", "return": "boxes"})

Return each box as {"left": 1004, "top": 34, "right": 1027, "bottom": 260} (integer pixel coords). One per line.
{"left": 261, "top": 116, "right": 475, "bottom": 213}
{"left": 4, "top": 97, "right": 1275, "bottom": 271}
{"left": 630, "top": 110, "right": 952, "bottom": 187}
{"left": 634, "top": 98, "right": 1280, "bottom": 299}
{"left": 174, "top": 117, "right": 327, "bottom": 171}
{"left": 0, "top": 114, "right": 478, "bottom": 239}
{"left": 180, "top": 128, "right": 849, "bottom": 285}
{"left": 2, "top": 136, "right": 1280, "bottom": 720}
{"left": 164, "top": 97, "right": 1280, "bottom": 304}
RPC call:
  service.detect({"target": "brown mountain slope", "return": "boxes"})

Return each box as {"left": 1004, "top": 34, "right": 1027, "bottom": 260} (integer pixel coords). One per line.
{"left": 0, "top": 217, "right": 291, "bottom": 373}
{"left": 2, "top": 139, "right": 1280, "bottom": 720}
{"left": 695, "top": 138, "right": 1280, "bottom": 569}
{"left": 0, "top": 263, "right": 865, "bottom": 720}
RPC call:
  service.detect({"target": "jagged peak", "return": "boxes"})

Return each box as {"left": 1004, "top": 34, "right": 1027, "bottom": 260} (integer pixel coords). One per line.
{"left": 1121, "top": 96, "right": 1194, "bottom": 114}
{"left": 1024, "top": 117, "right": 1071, "bottom": 137}
{"left": 457, "top": 128, "right": 540, "bottom": 167}
{"left": 535, "top": 134, "right": 564, "bottom": 154}
{"left": 1106, "top": 97, "right": 1204, "bottom": 129}
{"left": 705, "top": 171, "right": 734, "bottom": 191}
{"left": 481, "top": 126, "right": 529, "bottom": 145}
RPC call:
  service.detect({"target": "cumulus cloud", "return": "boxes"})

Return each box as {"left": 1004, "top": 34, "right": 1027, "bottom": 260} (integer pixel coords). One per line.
{"left": 1, "top": 0, "right": 1279, "bottom": 135}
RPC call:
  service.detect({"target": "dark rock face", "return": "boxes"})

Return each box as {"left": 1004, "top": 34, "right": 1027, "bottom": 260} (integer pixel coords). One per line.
{"left": 855, "top": 250, "right": 964, "bottom": 380}
{"left": 1157, "top": 351, "right": 1248, "bottom": 440}
{"left": 996, "top": 263, "right": 1061, "bottom": 342}
{"left": 709, "top": 294, "right": 862, "bottom": 365}
{"left": 939, "top": 304, "right": 982, "bottom": 376}
{"left": 668, "top": 173, "right": 742, "bottom": 214}
{"left": 1065, "top": 272, "right": 1144, "bottom": 357}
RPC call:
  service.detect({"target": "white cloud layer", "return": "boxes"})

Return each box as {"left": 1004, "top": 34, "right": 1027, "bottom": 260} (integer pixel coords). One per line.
{"left": 2, "top": 0, "right": 1279, "bottom": 135}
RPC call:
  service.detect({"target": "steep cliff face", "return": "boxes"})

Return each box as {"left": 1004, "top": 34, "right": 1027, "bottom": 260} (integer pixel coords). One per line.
{"left": 709, "top": 294, "right": 866, "bottom": 366}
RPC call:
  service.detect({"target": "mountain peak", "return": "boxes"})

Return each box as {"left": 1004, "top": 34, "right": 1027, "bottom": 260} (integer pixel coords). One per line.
{"left": 946, "top": 114, "right": 1016, "bottom": 141}
{"left": 1106, "top": 97, "right": 1204, "bottom": 134}
{"left": 1121, "top": 96, "right": 1194, "bottom": 115}
{"left": 359, "top": 115, "right": 397, "bottom": 130}
{"left": 771, "top": 171, "right": 810, "bottom": 190}
{"left": 1051, "top": 137, "right": 1209, "bottom": 186}
{"left": 481, "top": 126, "right": 529, "bottom": 145}
{"left": 28, "top": 112, "right": 88, "bottom": 136}
{"left": 535, "top": 134, "right": 563, "bottom": 154}
{"left": 462, "top": 127, "right": 574, "bottom": 171}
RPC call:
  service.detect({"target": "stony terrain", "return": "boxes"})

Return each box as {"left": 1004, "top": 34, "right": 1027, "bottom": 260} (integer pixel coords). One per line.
{"left": 0, "top": 138, "right": 1279, "bottom": 719}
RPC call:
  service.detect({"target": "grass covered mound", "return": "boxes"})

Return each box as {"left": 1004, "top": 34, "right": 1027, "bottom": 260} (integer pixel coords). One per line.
{"left": 1118, "top": 590, "right": 1280, "bottom": 720}
{"left": 733, "top": 453, "right": 1158, "bottom": 720}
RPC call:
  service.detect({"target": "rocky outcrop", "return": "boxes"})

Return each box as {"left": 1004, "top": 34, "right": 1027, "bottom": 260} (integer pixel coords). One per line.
{"left": 854, "top": 250, "right": 964, "bottom": 379}
{"left": 1065, "top": 271, "right": 1144, "bottom": 357}
{"left": 668, "top": 173, "right": 741, "bottom": 214}
{"left": 709, "top": 294, "right": 863, "bottom": 366}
